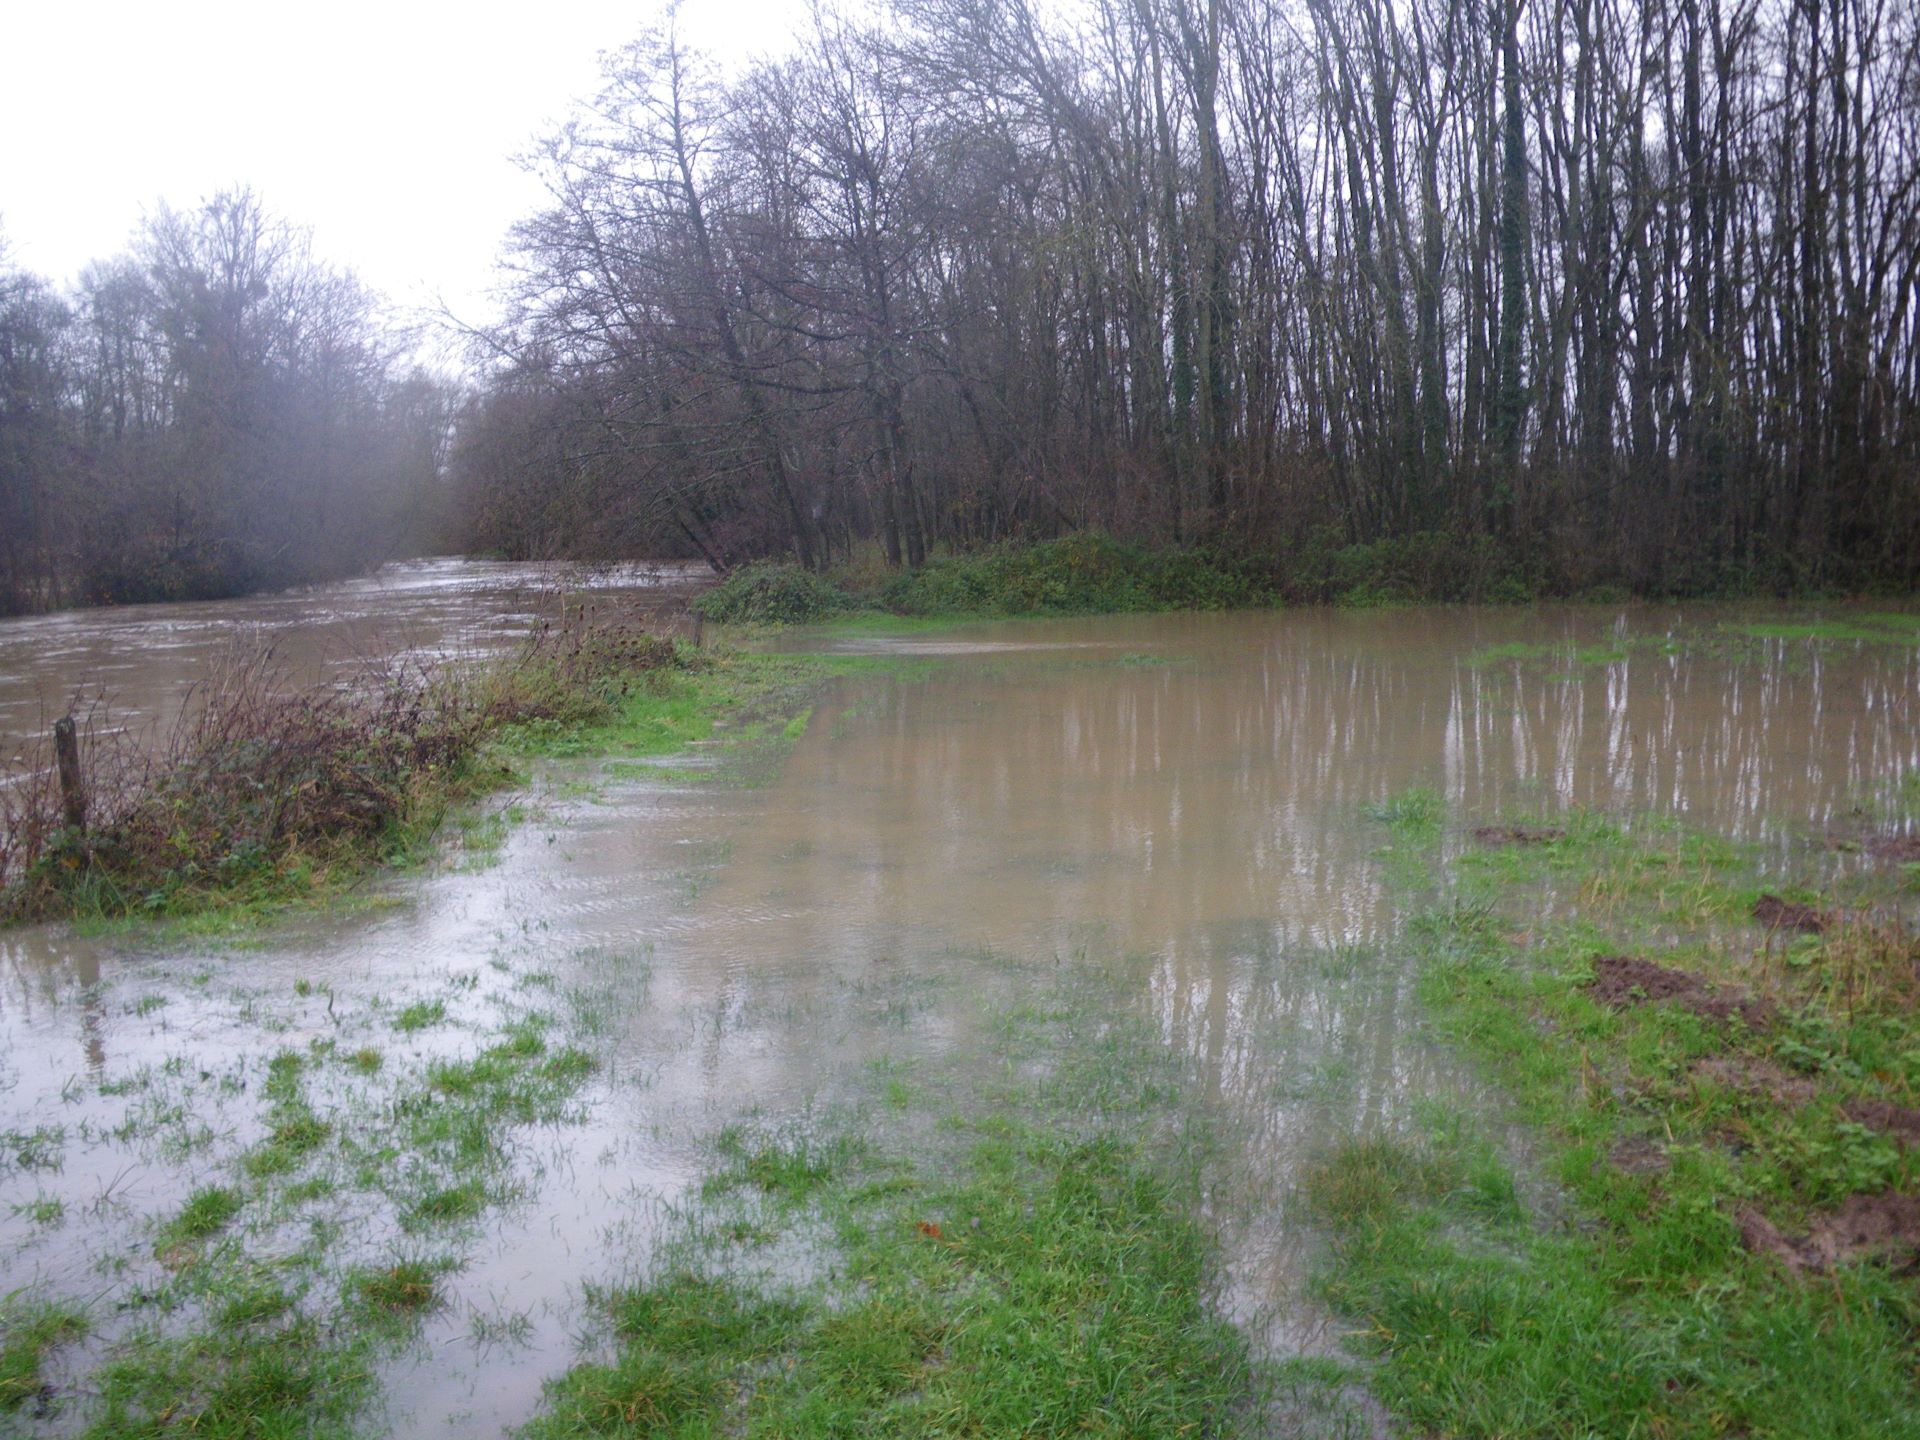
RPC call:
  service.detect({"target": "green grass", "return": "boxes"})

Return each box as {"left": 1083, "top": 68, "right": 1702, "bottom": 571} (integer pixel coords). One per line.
{"left": 87, "top": 1315, "right": 365, "bottom": 1440}
{"left": 350, "top": 1260, "right": 443, "bottom": 1315}
{"left": 403, "top": 1179, "right": 488, "bottom": 1228}
{"left": 525, "top": 1131, "right": 1257, "bottom": 1440}
{"left": 516, "top": 956, "right": 1334, "bottom": 1440}
{"left": 393, "top": 998, "right": 446, "bottom": 1032}
{"left": 161, "top": 1184, "right": 243, "bottom": 1245}
{"left": 1363, "top": 785, "right": 1444, "bottom": 835}
{"left": 12, "top": 1194, "right": 64, "bottom": 1227}
{"left": 704, "top": 1127, "right": 867, "bottom": 1201}
{"left": 1728, "top": 611, "right": 1920, "bottom": 643}
{"left": 1, "top": 1301, "right": 89, "bottom": 1411}
{"left": 1317, "top": 797, "right": 1920, "bottom": 1437}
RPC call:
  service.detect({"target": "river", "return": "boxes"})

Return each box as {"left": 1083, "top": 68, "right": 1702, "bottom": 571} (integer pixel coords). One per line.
{"left": 1, "top": 565, "right": 1916, "bottom": 1436}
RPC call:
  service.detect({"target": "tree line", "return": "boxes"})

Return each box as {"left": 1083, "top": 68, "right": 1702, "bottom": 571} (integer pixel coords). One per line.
{"left": 0, "top": 190, "right": 452, "bottom": 614}
{"left": 461, "top": 0, "right": 1920, "bottom": 593}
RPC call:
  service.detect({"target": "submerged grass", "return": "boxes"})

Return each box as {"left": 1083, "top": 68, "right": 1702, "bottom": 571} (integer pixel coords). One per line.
{"left": 521, "top": 965, "right": 1282, "bottom": 1440}
{"left": 1, "top": 1300, "right": 89, "bottom": 1412}
{"left": 39, "top": 984, "right": 613, "bottom": 1436}
{"left": 528, "top": 1133, "right": 1252, "bottom": 1440}
{"left": 1310, "top": 798, "right": 1920, "bottom": 1437}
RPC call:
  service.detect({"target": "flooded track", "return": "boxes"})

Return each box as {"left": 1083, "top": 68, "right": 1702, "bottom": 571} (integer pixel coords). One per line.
{"left": 2, "top": 579, "right": 1917, "bottom": 1435}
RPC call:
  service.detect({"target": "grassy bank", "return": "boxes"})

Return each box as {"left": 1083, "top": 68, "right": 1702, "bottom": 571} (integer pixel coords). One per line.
{"left": 0, "top": 616, "right": 870, "bottom": 931}
{"left": 694, "top": 530, "right": 1920, "bottom": 628}
{"left": 693, "top": 528, "right": 1874, "bottom": 627}
{"left": 693, "top": 534, "right": 1281, "bottom": 625}
{"left": 1308, "top": 791, "right": 1920, "bottom": 1436}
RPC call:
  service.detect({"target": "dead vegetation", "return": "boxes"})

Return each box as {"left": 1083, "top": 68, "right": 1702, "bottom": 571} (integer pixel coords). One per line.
{"left": 0, "top": 607, "right": 680, "bottom": 923}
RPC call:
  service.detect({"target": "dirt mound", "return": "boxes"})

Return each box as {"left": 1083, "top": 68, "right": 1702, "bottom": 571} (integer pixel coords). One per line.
{"left": 1842, "top": 1099, "right": 1920, "bottom": 1148}
{"left": 1737, "top": 1192, "right": 1920, "bottom": 1273}
{"left": 1692, "top": 1055, "right": 1816, "bottom": 1107}
{"left": 1586, "top": 954, "right": 1776, "bottom": 1029}
{"left": 1472, "top": 824, "right": 1565, "bottom": 846}
{"left": 1753, "top": 893, "right": 1830, "bottom": 934}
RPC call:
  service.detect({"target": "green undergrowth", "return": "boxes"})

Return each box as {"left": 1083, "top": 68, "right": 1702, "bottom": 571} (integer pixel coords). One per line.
{"left": 693, "top": 528, "right": 1580, "bottom": 625}
{"left": 1312, "top": 790, "right": 1920, "bottom": 1437}
{"left": 520, "top": 960, "right": 1370, "bottom": 1440}
{"left": 696, "top": 534, "right": 1276, "bottom": 625}
{"left": 699, "top": 533, "right": 1920, "bottom": 631}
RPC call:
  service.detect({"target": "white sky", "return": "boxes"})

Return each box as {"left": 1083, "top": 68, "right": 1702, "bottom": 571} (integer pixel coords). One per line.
{"left": 0, "top": 1, "right": 806, "bottom": 342}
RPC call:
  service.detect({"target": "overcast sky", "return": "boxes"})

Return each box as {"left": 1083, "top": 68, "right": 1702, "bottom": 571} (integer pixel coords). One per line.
{"left": 0, "top": 1, "right": 806, "bottom": 336}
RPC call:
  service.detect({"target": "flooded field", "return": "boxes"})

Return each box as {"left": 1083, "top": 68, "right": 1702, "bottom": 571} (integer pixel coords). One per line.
{"left": 2, "top": 579, "right": 1917, "bottom": 1436}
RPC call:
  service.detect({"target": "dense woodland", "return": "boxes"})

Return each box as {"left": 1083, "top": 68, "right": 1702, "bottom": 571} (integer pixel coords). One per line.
{"left": 0, "top": 192, "right": 451, "bottom": 613}
{"left": 461, "top": 0, "right": 1920, "bottom": 594}
{"left": 6, "top": 0, "right": 1919, "bottom": 612}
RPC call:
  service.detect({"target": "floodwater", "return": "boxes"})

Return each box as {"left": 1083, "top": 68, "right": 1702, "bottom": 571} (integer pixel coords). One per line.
{"left": 0, "top": 556, "right": 707, "bottom": 764}
{"left": 2, "top": 573, "right": 1917, "bottom": 1436}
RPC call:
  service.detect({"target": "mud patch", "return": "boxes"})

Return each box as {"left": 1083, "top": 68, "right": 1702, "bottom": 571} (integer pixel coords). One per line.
{"left": 1842, "top": 1099, "right": 1920, "bottom": 1148}
{"left": 1692, "top": 1055, "right": 1816, "bottom": 1107}
{"left": 1753, "top": 893, "right": 1830, "bottom": 934}
{"left": 1736, "top": 1192, "right": 1920, "bottom": 1273}
{"left": 1607, "top": 1137, "right": 1671, "bottom": 1175}
{"left": 1585, "top": 954, "right": 1776, "bottom": 1029}
{"left": 1829, "top": 832, "right": 1920, "bottom": 865}
{"left": 1472, "top": 824, "right": 1565, "bottom": 846}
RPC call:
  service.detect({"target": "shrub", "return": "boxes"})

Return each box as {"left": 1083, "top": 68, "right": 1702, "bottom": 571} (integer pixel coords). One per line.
{"left": 873, "top": 534, "right": 1272, "bottom": 616}
{"left": 1286, "top": 527, "right": 1539, "bottom": 605}
{"left": 692, "top": 563, "right": 848, "bottom": 624}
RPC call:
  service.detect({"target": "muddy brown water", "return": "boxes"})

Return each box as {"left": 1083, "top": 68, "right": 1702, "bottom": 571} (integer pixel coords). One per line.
{"left": 0, "top": 557, "right": 707, "bottom": 765}
{"left": 2, "top": 577, "right": 1917, "bottom": 1436}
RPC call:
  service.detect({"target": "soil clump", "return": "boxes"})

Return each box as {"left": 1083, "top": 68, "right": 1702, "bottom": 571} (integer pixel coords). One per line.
{"left": 1753, "top": 893, "right": 1830, "bottom": 934}
{"left": 1585, "top": 954, "right": 1776, "bottom": 1029}
{"left": 1472, "top": 825, "right": 1565, "bottom": 846}
{"left": 1736, "top": 1193, "right": 1920, "bottom": 1273}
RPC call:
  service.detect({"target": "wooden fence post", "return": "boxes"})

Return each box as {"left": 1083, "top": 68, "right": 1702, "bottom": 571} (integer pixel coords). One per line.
{"left": 53, "top": 716, "right": 86, "bottom": 833}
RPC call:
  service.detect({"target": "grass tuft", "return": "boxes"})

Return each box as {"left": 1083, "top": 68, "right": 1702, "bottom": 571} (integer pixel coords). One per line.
{"left": 1, "top": 1300, "right": 89, "bottom": 1412}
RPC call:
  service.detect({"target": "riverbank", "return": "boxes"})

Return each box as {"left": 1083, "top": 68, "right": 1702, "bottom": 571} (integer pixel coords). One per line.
{"left": 0, "top": 613, "right": 887, "bottom": 932}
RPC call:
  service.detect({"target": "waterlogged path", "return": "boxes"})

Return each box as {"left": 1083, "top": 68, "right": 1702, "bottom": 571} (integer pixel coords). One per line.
{"left": 2, "top": 584, "right": 1917, "bottom": 1435}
